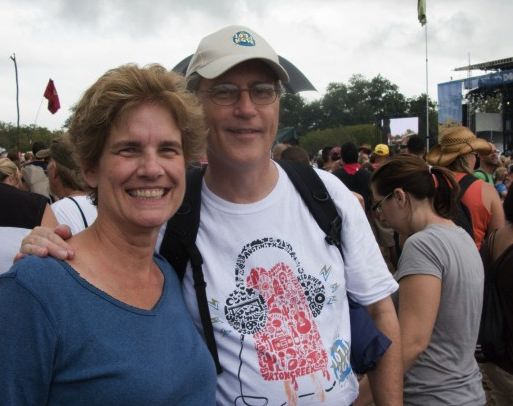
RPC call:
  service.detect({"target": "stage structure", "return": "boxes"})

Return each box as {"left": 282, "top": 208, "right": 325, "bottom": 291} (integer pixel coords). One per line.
{"left": 376, "top": 115, "right": 419, "bottom": 152}
{"left": 438, "top": 57, "right": 513, "bottom": 152}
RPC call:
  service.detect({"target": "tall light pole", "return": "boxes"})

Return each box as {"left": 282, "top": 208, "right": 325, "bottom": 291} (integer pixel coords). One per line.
{"left": 10, "top": 53, "right": 20, "bottom": 149}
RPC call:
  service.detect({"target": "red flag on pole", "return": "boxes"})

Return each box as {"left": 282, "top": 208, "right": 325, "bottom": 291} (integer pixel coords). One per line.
{"left": 43, "top": 79, "right": 60, "bottom": 114}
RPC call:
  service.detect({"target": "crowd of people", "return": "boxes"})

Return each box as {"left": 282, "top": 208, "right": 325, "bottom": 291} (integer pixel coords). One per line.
{"left": 278, "top": 129, "right": 513, "bottom": 404}
{"left": 0, "top": 24, "right": 511, "bottom": 405}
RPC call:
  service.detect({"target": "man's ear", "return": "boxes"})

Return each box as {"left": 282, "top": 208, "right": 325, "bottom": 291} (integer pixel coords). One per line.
{"left": 48, "top": 165, "right": 59, "bottom": 182}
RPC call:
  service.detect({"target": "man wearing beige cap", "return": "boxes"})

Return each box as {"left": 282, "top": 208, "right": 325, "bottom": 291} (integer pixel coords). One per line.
{"left": 187, "top": 25, "right": 401, "bottom": 405}
{"left": 44, "top": 135, "right": 97, "bottom": 234}
{"left": 20, "top": 25, "right": 401, "bottom": 405}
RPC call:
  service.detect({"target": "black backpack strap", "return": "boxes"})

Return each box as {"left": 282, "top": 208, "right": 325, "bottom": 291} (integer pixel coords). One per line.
{"left": 160, "top": 167, "right": 203, "bottom": 278}
{"left": 277, "top": 160, "right": 343, "bottom": 260}
{"left": 66, "top": 196, "right": 89, "bottom": 228}
{"left": 457, "top": 174, "right": 478, "bottom": 236}
{"left": 160, "top": 166, "right": 222, "bottom": 374}
{"left": 277, "top": 160, "right": 391, "bottom": 373}
{"left": 459, "top": 173, "right": 478, "bottom": 195}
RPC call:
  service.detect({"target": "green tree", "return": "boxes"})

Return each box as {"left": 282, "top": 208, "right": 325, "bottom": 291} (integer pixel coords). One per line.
{"left": 368, "top": 75, "right": 408, "bottom": 118}
{"left": 406, "top": 94, "right": 438, "bottom": 145}
{"left": 0, "top": 121, "right": 62, "bottom": 152}
{"left": 299, "top": 124, "right": 376, "bottom": 155}
{"left": 279, "top": 93, "right": 307, "bottom": 134}
{"left": 276, "top": 73, "right": 432, "bottom": 146}
{"left": 302, "top": 99, "right": 324, "bottom": 132}
{"left": 320, "top": 82, "right": 351, "bottom": 129}
{"left": 320, "top": 74, "right": 407, "bottom": 128}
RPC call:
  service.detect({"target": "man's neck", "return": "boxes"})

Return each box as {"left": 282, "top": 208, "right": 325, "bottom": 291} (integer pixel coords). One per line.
{"left": 204, "top": 159, "right": 278, "bottom": 204}
{"left": 53, "top": 183, "right": 83, "bottom": 200}
{"left": 478, "top": 164, "right": 494, "bottom": 175}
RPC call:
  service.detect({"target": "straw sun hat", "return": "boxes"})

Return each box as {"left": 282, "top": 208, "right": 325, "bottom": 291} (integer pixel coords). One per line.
{"left": 426, "top": 126, "right": 491, "bottom": 167}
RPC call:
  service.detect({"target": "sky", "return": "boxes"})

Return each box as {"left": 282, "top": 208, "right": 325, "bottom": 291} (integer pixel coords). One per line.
{"left": 1, "top": 0, "right": 512, "bottom": 131}
{"left": 389, "top": 117, "right": 419, "bottom": 138}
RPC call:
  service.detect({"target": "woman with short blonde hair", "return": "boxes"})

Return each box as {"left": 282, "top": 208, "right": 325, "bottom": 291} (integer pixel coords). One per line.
{"left": 0, "top": 157, "right": 22, "bottom": 188}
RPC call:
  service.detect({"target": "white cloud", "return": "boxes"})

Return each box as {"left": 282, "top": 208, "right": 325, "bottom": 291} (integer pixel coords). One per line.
{"left": 1, "top": 0, "right": 512, "bottom": 131}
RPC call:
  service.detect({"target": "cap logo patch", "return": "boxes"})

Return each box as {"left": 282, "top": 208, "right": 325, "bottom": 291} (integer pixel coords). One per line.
{"left": 232, "top": 31, "right": 256, "bottom": 47}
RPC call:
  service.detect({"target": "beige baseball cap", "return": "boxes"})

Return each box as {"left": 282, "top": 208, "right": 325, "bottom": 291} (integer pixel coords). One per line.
{"left": 186, "top": 25, "right": 289, "bottom": 83}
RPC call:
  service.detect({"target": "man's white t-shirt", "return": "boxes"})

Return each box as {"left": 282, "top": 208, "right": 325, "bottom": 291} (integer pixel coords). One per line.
{"left": 51, "top": 195, "right": 97, "bottom": 235}
{"left": 0, "top": 227, "right": 31, "bottom": 274}
{"left": 180, "top": 163, "right": 398, "bottom": 405}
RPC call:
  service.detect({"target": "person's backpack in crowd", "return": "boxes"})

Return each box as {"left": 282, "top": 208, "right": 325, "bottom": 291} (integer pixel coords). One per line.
{"left": 478, "top": 230, "right": 513, "bottom": 373}
{"left": 159, "top": 161, "right": 391, "bottom": 375}
{"left": 455, "top": 174, "right": 477, "bottom": 238}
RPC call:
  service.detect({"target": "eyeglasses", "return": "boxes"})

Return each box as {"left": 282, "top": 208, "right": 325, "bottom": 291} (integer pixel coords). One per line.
{"left": 201, "top": 83, "right": 281, "bottom": 106}
{"left": 372, "top": 192, "right": 394, "bottom": 213}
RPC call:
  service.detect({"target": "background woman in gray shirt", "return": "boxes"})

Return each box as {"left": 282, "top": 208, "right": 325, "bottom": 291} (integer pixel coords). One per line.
{"left": 370, "top": 155, "right": 485, "bottom": 406}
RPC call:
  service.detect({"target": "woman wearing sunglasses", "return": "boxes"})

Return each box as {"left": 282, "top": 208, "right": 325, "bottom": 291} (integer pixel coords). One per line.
{"left": 370, "top": 154, "right": 486, "bottom": 405}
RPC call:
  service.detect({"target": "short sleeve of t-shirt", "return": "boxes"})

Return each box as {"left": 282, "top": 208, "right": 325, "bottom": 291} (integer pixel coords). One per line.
{"left": 395, "top": 228, "right": 444, "bottom": 282}
{"left": 316, "top": 169, "right": 398, "bottom": 304}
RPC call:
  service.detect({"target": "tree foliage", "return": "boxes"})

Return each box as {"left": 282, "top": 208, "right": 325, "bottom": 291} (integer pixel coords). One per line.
{"left": 299, "top": 124, "right": 376, "bottom": 155}
{"left": 0, "top": 121, "right": 62, "bottom": 152}
{"left": 2, "top": 73, "right": 438, "bottom": 154}
{"left": 279, "top": 73, "right": 438, "bottom": 147}
{"left": 279, "top": 93, "right": 307, "bottom": 135}
{"left": 405, "top": 94, "right": 438, "bottom": 144}
{"left": 280, "top": 73, "right": 411, "bottom": 132}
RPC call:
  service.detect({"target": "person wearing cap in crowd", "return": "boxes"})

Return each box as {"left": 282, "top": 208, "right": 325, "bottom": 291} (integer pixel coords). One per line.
{"left": 19, "top": 25, "right": 402, "bottom": 405}
{"left": 426, "top": 126, "right": 504, "bottom": 249}
{"left": 184, "top": 27, "right": 401, "bottom": 404}
{"left": 474, "top": 142, "right": 500, "bottom": 185}
{"left": 44, "top": 135, "right": 97, "bottom": 235}
{"left": 359, "top": 143, "right": 372, "bottom": 156}
{"left": 21, "top": 141, "right": 51, "bottom": 200}
{"left": 371, "top": 144, "right": 390, "bottom": 171}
